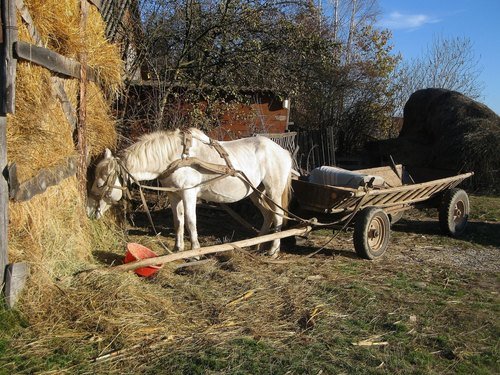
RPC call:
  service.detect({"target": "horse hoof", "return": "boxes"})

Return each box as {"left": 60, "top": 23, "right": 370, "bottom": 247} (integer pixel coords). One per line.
{"left": 268, "top": 250, "right": 279, "bottom": 259}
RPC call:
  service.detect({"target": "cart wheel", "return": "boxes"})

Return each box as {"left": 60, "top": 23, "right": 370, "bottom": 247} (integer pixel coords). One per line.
{"left": 439, "top": 188, "right": 470, "bottom": 236}
{"left": 354, "top": 208, "right": 391, "bottom": 260}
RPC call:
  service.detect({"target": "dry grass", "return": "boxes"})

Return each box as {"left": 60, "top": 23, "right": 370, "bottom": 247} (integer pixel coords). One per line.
{"left": 23, "top": 0, "right": 123, "bottom": 91}
{"left": 7, "top": 55, "right": 75, "bottom": 180}
{"left": 2, "top": 199, "right": 499, "bottom": 373}
{"left": 63, "top": 79, "right": 118, "bottom": 157}
{"left": 9, "top": 177, "right": 92, "bottom": 276}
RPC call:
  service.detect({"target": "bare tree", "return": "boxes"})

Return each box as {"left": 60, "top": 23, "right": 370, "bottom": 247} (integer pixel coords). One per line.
{"left": 393, "top": 36, "right": 484, "bottom": 115}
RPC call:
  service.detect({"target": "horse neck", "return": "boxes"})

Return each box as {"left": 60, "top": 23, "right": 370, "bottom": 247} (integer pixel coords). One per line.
{"left": 121, "top": 131, "right": 184, "bottom": 181}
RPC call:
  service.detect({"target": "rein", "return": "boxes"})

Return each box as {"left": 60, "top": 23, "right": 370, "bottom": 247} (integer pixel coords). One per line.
{"left": 97, "top": 130, "right": 369, "bottom": 260}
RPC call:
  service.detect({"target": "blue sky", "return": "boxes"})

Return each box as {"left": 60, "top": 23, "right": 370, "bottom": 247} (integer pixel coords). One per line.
{"left": 376, "top": 0, "right": 500, "bottom": 114}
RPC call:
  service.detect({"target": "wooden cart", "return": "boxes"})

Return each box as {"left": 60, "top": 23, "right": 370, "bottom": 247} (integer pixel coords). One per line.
{"left": 292, "top": 165, "right": 474, "bottom": 259}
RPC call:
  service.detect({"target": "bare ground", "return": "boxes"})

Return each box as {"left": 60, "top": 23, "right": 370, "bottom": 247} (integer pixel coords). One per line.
{"left": 126, "top": 197, "right": 499, "bottom": 273}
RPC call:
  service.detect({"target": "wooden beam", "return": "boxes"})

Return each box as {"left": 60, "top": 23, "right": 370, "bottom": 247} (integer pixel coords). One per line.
{"left": 1, "top": 0, "right": 17, "bottom": 294}
{"left": 0, "top": 117, "right": 8, "bottom": 288}
{"left": 76, "top": 0, "right": 89, "bottom": 198}
{"left": 51, "top": 76, "right": 77, "bottom": 132}
{"left": 1, "top": 0, "right": 17, "bottom": 114}
{"left": 14, "top": 41, "right": 98, "bottom": 82}
{"left": 15, "top": 0, "right": 42, "bottom": 45}
{"left": 4, "top": 262, "right": 28, "bottom": 308}
{"left": 9, "top": 156, "right": 78, "bottom": 202}
{"left": 113, "top": 226, "right": 312, "bottom": 272}
{"left": 87, "top": 0, "right": 101, "bottom": 11}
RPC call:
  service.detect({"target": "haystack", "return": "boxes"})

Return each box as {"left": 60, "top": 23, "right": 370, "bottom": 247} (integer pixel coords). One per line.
{"left": 4, "top": 0, "right": 189, "bottom": 359}
{"left": 370, "top": 88, "right": 500, "bottom": 190}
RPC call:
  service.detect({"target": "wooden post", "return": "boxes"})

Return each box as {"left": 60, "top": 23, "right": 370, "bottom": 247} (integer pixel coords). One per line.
{"left": 113, "top": 226, "right": 312, "bottom": 272}
{"left": 76, "top": 0, "right": 88, "bottom": 199}
{"left": 1, "top": 0, "right": 17, "bottom": 294}
{"left": 0, "top": 116, "right": 7, "bottom": 289}
{"left": 1, "top": 0, "right": 17, "bottom": 114}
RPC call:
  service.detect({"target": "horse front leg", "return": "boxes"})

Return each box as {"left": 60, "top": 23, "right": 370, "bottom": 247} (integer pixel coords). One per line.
{"left": 168, "top": 193, "right": 185, "bottom": 252}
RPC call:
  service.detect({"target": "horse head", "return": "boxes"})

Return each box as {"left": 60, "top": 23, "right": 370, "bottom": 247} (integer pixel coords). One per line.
{"left": 86, "top": 148, "right": 125, "bottom": 219}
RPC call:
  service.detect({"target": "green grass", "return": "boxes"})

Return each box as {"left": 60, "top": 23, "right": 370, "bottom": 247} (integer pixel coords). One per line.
{"left": 470, "top": 195, "right": 500, "bottom": 222}
{"left": 1, "top": 194, "right": 499, "bottom": 374}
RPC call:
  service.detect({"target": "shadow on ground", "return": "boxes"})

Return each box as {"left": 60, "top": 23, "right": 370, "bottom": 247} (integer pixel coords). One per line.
{"left": 392, "top": 218, "right": 500, "bottom": 248}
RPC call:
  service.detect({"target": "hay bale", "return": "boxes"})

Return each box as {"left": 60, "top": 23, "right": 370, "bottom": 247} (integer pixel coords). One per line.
{"left": 371, "top": 88, "right": 500, "bottom": 189}
{"left": 7, "top": 0, "right": 125, "bottom": 334}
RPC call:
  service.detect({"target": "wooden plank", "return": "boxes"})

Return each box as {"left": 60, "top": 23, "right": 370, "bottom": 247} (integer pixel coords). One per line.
{"left": 113, "top": 226, "right": 313, "bottom": 272}
{"left": 354, "top": 165, "right": 403, "bottom": 188}
{"left": 362, "top": 172, "right": 474, "bottom": 197}
{"left": 1, "top": 0, "right": 17, "bottom": 293}
{"left": 15, "top": 0, "right": 42, "bottom": 44}
{"left": 0, "top": 117, "right": 8, "bottom": 288}
{"left": 51, "top": 77, "right": 77, "bottom": 132}
{"left": 9, "top": 156, "right": 78, "bottom": 202}
{"left": 4, "top": 262, "right": 28, "bottom": 308}
{"left": 14, "top": 41, "right": 97, "bottom": 82}
{"left": 87, "top": 0, "right": 102, "bottom": 10}
{"left": 76, "top": 0, "right": 89, "bottom": 197}
{"left": 1, "top": 0, "right": 17, "bottom": 114}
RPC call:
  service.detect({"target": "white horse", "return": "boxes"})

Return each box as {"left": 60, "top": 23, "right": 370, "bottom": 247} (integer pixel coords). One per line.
{"left": 87, "top": 128, "right": 293, "bottom": 257}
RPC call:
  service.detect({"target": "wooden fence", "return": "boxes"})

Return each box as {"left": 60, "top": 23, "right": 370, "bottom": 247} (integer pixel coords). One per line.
{"left": 295, "top": 126, "right": 336, "bottom": 172}
{"left": 0, "top": 0, "right": 110, "bottom": 306}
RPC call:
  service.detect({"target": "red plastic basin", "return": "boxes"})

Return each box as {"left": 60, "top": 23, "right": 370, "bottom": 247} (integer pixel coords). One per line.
{"left": 124, "top": 243, "right": 162, "bottom": 277}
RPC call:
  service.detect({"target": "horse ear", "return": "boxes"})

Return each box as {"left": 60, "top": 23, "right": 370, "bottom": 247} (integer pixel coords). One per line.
{"left": 104, "top": 148, "right": 113, "bottom": 159}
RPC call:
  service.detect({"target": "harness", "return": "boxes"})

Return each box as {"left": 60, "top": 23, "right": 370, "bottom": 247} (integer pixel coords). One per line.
{"left": 91, "top": 129, "right": 372, "bottom": 259}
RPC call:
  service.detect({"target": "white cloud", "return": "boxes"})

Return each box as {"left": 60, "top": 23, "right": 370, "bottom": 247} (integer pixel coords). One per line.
{"left": 377, "top": 11, "right": 440, "bottom": 30}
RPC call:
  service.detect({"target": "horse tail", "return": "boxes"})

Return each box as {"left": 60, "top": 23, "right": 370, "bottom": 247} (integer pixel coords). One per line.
{"left": 281, "top": 169, "right": 292, "bottom": 228}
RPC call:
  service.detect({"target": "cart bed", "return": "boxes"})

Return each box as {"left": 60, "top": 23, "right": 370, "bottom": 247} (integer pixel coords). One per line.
{"left": 292, "top": 165, "right": 473, "bottom": 214}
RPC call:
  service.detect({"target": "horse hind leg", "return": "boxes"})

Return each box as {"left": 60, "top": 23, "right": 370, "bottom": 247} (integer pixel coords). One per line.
{"left": 260, "top": 183, "right": 288, "bottom": 259}
{"left": 249, "top": 189, "right": 283, "bottom": 258}
{"left": 168, "top": 193, "right": 185, "bottom": 252}
{"left": 182, "top": 189, "right": 200, "bottom": 250}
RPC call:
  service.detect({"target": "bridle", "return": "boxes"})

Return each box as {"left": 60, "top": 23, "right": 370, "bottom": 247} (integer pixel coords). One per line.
{"left": 88, "top": 157, "right": 130, "bottom": 217}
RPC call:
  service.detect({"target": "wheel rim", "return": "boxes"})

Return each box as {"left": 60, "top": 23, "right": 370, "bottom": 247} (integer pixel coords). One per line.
{"left": 453, "top": 200, "right": 466, "bottom": 225}
{"left": 367, "top": 216, "right": 386, "bottom": 251}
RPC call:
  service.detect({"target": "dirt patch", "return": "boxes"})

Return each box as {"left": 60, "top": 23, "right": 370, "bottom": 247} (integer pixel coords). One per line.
{"left": 127, "top": 198, "right": 499, "bottom": 274}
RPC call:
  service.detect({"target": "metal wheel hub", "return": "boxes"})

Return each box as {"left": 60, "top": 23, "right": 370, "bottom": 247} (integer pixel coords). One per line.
{"left": 454, "top": 201, "right": 465, "bottom": 223}
{"left": 367, "top": 217, "right": 385, "bottom": 250}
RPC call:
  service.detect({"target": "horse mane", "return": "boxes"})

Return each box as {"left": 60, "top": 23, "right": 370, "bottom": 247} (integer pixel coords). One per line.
{"left": 121, "top": 129, "right": 183, "bottom": 173}
{"left": 119, "top": 128, "right": 212, "bottom": 174}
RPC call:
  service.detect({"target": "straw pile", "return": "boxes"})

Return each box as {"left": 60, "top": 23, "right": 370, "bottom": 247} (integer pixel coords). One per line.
{"left": 2, "top": 0, "right": 181, "bottom": 360}
{"left": 5, "top": 2, "right": 320, "bottom": 370}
